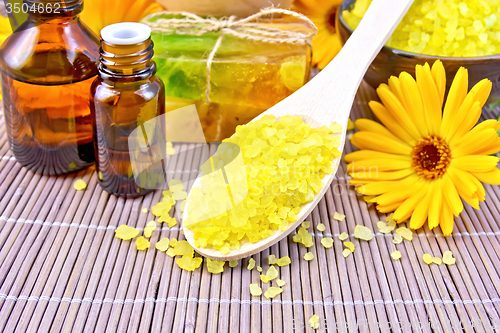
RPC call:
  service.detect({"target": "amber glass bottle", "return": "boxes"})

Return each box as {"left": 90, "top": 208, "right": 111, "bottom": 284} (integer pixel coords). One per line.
{"left": 0, "top": 0, "right": 99, "bottom": 175}
{"left": 91, "top": 23, "right": 165, "bottom": 197}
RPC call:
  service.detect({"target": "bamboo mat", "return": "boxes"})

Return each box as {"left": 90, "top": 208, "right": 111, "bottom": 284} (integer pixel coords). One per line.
{"left": 0, "top": 81, "right": 500, "bottom": 333}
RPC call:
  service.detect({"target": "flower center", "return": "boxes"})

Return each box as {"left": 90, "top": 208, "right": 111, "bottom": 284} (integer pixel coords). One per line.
{"left": 326, "top": 6, "right": 338, "bottom": 33}
{"left": 412, "top": 135, "right": 451, "bottom": 180}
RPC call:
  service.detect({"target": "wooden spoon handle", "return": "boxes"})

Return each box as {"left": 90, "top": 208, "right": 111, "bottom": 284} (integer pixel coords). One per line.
{"left": 318, "top": 0, "right": 414, "bottom": 124}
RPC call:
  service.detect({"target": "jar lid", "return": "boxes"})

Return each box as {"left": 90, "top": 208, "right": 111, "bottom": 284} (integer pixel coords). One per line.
{"left": 101, "top": 22, "right": 151, "bottom": 45}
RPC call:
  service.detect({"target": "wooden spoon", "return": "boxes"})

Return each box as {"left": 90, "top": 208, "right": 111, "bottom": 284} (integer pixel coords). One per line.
{"left": 183, "top": 0, "right": 414, "bottom": 260}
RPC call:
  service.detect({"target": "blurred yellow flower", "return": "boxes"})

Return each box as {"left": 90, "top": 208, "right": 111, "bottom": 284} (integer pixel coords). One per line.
{"left": 81, "top": 0, "right": 163, "bottom": 35}
{"left": 293, "top": 0, "right": 343, "bottom": 69}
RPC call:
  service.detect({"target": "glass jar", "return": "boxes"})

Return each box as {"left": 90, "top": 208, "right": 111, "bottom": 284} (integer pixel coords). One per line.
{"left": 0, "top": 0, "right": 100, "bottom": 175}
{"left": 90, "top": 23, "right": 165, "bottom": 197}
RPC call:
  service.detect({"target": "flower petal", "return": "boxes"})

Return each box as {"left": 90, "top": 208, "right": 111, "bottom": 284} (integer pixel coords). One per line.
{"left": 376, "top": 201, "right": 404, "bottom": 213}
{"left": 416, "top": 63, "right": 442, "bottom": 135}
{"left": 441, "top": 67, "right": 468, "bottom": 138}
{"left": 431, "top": 60, "right": 446, "bottom": 107}
{"left": 350, "top": 132, "right": 412, "bottom": 155}
{"left": 428, "top": 179, "right": 442, "bottom": 229}
{"left": 393, "top": 185, "right": 428, "bottom": 222}
{"left": 442, "top": 174, "right": 463, "bottom": 216}
{"left": 452, "top": 128, "right": 500, "bottom": 157}
{"left": 471, "top": 168, "right": 500, "bottom": 185}
{"left": 345, "top": 150, "right": 411, "bottom": 163}
{"left": 346, "top": 159, "right": 412, "bottom": 173}
{"left": 368, "top": 101, "right": 417, "bottom": 144}
{"left": 372, "top": 176, "right": 423, "bottom": 206}
{"left": 447, "top": 167, "right": 476, "bottom": 198}
{"left": 409, "top": 186, "right": 432, "bottom": 229}
{"left": 398, "top": 72, "right": 429, "bottom": 137}
{"left": 349, "top": 168, "right": 414, "bottom": 181}
{"left": 451, "top": 155, "right": 500, "bottom": 173}
{"left": 376, "top": 85, "right": 422, "bottom": 140}
{"left": 439, "top": 201, "right": 455, "bottom": 236}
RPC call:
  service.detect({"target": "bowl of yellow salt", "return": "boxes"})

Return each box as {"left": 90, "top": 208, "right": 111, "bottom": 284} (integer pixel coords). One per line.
{"left": 338, "top": 0, "right": 500, "bottom": 103}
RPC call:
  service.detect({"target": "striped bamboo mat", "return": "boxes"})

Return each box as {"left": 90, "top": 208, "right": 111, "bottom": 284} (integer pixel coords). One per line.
{"left": 0, "top": 81, "right": 500, "bottom": 333}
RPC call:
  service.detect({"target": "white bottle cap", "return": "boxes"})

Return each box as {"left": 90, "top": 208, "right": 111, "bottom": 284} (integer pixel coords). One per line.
{"left": 101, "top": 22, "right": 152, "bottom": 45}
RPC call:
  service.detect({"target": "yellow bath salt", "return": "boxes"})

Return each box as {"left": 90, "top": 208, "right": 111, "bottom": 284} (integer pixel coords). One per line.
{"left": 276, "top": 279, "right": 286, "bottom": 287}
{"left": 309, "top": 314, "right": 320, "bottom": 329}
{"left": 268, "top": 255, "right": 278, "bottom": 265}
{"left": 343, "top": 0, "right": 500, "bottom": 57}
{"left": 395, "top": 227, "right": 413, "bottom": 241}
{"left": 172, "top": 191, "right": 188, "bottom": 201}
{"left": 266, "top": 266, "right": 279, "bottom": 280}
{"left": 391, "top": 251, "right": 402, "bottom": 260}
{"left": 166, "top": 141, "right": 176, "bottom": 155}
{"left": 302, "top": 221, "right": 311, "bottom": 229}
{"left": 354, "top": 225, "right": 373, "bottom": 241}
{"left": 170, "top": 238, "right": 178, "bottom": 247}
{"left": 176, "top": 255, "right": 203, "bottom": 271}
{"left": 229, "top": 260, "right": 238, "bottom": 268}
{"left": 393, "top": 234, "right": 403, "bottom": 244}
{"left": 158, "top": 215, "right": 177, "bottom": 228}
{"left": 443, "top": 251, "right": 456, "bottom": 265}
{"left": 169, "top": 179, "right": 185, "bottom": 192}
{"left": 316, "top": 223, "right": 326, "bottom": 232}
{"left": 69, "top": 162, "right": 77, "bottom": 169}
{"left": 152, "top": 199, "right": 174, "bottom": 218}
{"left": 329, "top": 122, "right": 342, "bottom": 134}
{"left": 333, "top": 212, "right": 345, "bottom": 222}
{"left": 342, "top": 249, "right": 352, "bottom": 258}
{"left": 73, "top": 179, "right": 87, "bottom": 191}
{"left": 261, "top": 275, "right": 272, "bottom": 283}
{"left": 339, "top": 232, "right": 349, "bottom": 241}
{"left": 344, "top": 242, "right": 355, "bottom": 252}
{"left": 303, "top": 252, "right": 314, "bottom": 261}
{"left": 136, "top": 236, "right": 150, "bottom": 251}
{"left": 173, "top": 240, "right": 194, "bottom": 256}
{"left": 257, "top": 266, "right": 263, "bottom": 272}
{"left": 247, "top": 258, "right": 256, "bottom": 270}
{"left": 293, "top": 226, "right": 314, "bottom": 248}
{"left": 183, "top": 115, "right": 342, "bottom": 254}
{"left": 180, "top": 201, "right": 186, "bottom": 212}
{"left": 143, "top": 221, "right": 156, "bottom": 238}
{"left": 142, "top": 208, "right": 148, "bottom": 214}
{"left": 166, "top": 247, "right": 176, "bottom": 257}
{"left": 264, "top": 287, "right": 283, "bottom": 299}
{"left": 115, "top": 225, "right": 140, "bottom": 240}
{"left": 155, "top": 238, "right": 170, "bottom": 251}
{"left": 432, "top": 257, "right": 442, "bottom": 265}
{"left": 276, "top": 256, "right": 291, "bottom": 267}
{"left": 98, "top": 171, "right": 103, "bottom": 180}
{"left": 321, "top": 237, "right": 334, "bottom": 249}
{"left": 249, "top": 284, "right": 263, "bottom": 297}
{"left": 377, "top": 221, "right": 394, "bottom": 234}
{"left": 422, "top": 254, "right": 433, "bottom": 265}
{"left": 207, "top": 258, "right": 225, "bottom": 274}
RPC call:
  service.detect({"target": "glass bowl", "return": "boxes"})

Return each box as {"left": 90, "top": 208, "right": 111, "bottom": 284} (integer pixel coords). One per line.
{"left": 337, "top": 0, "right": 500, "bottom": 103}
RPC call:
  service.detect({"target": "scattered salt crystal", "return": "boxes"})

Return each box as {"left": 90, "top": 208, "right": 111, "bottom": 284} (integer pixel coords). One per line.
{"left": 321, "top": 237, "right": 334, "bottom": 248}
{"left": 391, "top": 251, "right": 402, "bottom": 260}
{"left": 264, "top": 287, "right": 283, "bottom": 299}
{"left": 395, "top": 227, "right": 413, "bottom": 241}
{"left": 423, "top": 254, "right": 433, "bottom": 265}
{"left": 316, "top": 223, "right": 326, "bottom": 232}
{"left": 339, "top": 232, "right": 349, "bottom": 241}
{"left": 247, "top": 258, "right": 256, "bottom": 270}
{"left": 443, "top": 251, "right": 456, "bottom": 265}
{"left": 249, "top": 284, "right": 262, "bottom": 296}
{"left": 333, "top": 212, "right": 345, "bottom": 221}
{"left": 303, "top": 252, "right": 314, "bottom": 261}
{"left": 354, "top": 225, "right": 373, "bottom": 241}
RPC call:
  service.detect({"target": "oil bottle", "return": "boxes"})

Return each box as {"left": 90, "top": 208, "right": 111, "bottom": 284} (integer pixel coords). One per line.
{"left": 0, "top": 0, "right": 100, "bottom": 175}
{"left": 91, "top": 22, "right": 165, "bottom": 197}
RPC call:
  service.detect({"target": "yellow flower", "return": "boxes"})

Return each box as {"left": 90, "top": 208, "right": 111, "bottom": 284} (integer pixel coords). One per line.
{"left": 345, "top": 60, "right": 500, "bottom": 236}
{"left": 81, "top": 0, "right": 163, "bottom": 35}
{"left": 293, "top": 0, "right": 343, "bottom": 69}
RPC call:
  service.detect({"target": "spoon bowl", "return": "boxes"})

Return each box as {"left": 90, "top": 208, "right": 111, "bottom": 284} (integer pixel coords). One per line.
{"left": 183, "top": 0, "right": 414, "bottom": 260}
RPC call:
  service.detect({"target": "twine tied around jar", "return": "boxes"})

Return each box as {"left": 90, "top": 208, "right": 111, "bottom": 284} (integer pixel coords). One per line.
{"left": 142, "top": 8, "right": 318, "bottom": 104}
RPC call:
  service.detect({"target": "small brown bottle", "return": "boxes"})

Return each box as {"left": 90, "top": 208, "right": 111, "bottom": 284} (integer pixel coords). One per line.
{"left": 0, "top": 0, "right": 100, "bottom": 175}
{"left": 91, "top": 22, "right": 165, "bottom": 197}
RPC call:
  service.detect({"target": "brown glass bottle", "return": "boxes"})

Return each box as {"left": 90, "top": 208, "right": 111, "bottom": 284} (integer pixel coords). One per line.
{"left": 0, "top": 0, "right": 100, "bottom": 175}
{"left": 91, "top": 23, "right": 165, "bottom": 197}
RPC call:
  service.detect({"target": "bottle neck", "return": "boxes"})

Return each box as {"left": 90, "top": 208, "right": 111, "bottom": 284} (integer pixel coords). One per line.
{"left": 98, "top": 38, "right": 155, "bottom": 80}
{"left": 24, "top": 0, "right": 83, "bottom": 18}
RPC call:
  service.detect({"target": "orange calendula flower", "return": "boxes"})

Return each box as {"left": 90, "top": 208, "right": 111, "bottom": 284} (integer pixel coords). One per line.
{"left": 292, "top": 0, "right": 343, "bottom": 69}
{"left": 346, "top": 60, "right": 500, "bottom": 236}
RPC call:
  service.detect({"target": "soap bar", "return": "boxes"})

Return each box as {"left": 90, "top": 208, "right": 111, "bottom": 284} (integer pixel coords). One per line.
{"left": 143, "top": 12, "right": 314, "bottom": 141}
